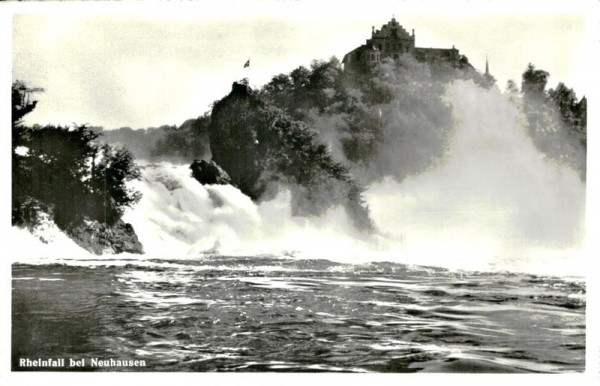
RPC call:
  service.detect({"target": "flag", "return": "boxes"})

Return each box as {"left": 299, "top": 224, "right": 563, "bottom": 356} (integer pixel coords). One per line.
{"left": 243, "top": 59, "right": 250, "bottom": 68}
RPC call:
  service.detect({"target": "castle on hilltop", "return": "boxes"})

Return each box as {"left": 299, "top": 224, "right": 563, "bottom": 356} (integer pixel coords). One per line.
{"left": 342, "top": 17, "right": 472, "bottom": 72}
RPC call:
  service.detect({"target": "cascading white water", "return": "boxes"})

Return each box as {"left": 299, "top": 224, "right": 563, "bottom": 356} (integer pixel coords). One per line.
{"left": 119, "top": 81, "right": 585, "bottom": 276}
{"left": 365, "top": 80, "right": 586, "bottom": 275}
{"left": 121, "top": 162, "right": 370, "bottom": 260}
{"left": 11, "top": 80, "right": 586, "bottom": 277}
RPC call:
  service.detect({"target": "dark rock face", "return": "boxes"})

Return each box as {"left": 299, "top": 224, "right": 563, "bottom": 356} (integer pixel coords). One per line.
{"left": 68, "top": 219, "right": 144, "bottom": 255}
{"left": 190, "top": 159, "right": 232, "bottom": 185}
{"left": 208, "top": 83, "right": 265, "bottom": 199}
{"left": 208, "top": 82, "right": 373, "bottom": 230}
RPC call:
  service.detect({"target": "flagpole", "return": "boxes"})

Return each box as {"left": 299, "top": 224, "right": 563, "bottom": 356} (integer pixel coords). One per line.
{"left": 242, "top": 57, "right": 250, "bottom": 85}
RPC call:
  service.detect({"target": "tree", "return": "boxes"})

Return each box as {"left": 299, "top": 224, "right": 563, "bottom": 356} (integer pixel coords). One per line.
{"left": 521, "top": 63, "right": 549, "bottom": 100}
{"left": 518, "top": 66, "right": 587, "bottom": 180}
{"left": 88, "top": 144, "right": 142, "bottom": 224}
{"left": 548, "top": 82, "right": 585, "bottom": 133}
{"left": 12, "top": 81, "right": 44, "bottom": 126}
{"left": 150, "top": 115, "right": 211, "bottom": 161}
{"left": 505, "top": 79, "right": 519, "bottom": 95}
{"left": 12, "top": 80, "right": 141, "bottom": 228}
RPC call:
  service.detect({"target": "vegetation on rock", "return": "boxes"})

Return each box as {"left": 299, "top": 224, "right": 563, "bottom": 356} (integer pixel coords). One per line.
{"left": 210, "top": 82, "right": 373, "bottom": 230}
{"left": 259, "top": 56, "right": 458, "bottom": 183}
{"left": 12, "top": 81, "right": 143, "bottom": 253}
{"left": 518, "top": 63, "right": 587, "bottom": 179}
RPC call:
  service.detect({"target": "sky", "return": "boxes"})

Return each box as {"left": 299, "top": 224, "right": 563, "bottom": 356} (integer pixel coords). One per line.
{"left": 8, "top": 0, "right": 598, "bottom": 130}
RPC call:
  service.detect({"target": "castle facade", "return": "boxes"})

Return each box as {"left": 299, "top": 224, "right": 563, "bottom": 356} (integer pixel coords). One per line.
{"left": 342, "top": 17, "right": 468, "bottom": 72}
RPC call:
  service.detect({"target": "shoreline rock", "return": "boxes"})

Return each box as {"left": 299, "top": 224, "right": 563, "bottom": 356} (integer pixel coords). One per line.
{"left": 190, "top": 159, "right": 233, "bottom": 185}
{"left": 67, "top": 219, "right": 144, "bottom": 255}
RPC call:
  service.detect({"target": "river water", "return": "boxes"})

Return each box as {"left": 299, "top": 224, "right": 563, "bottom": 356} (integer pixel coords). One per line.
{"left": 12, "top": 255, "right": 585, "bottom": 373}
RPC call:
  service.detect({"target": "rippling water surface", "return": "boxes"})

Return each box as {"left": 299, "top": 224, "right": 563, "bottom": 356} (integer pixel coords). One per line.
{"left": 12, "top": 255, "right": 585, "bottom": 372}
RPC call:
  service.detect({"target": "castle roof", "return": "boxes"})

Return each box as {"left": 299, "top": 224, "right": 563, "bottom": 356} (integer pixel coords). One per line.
{"left": 372, "top": 17, "right": 412, "bottom": 39}
{"left": 342, "top": 44, "right": 379, "bottom": 64}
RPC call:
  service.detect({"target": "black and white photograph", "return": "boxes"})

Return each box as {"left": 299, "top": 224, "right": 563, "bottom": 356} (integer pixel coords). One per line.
{"left": 2, "top": 0, "right": 598, "bottom": 384}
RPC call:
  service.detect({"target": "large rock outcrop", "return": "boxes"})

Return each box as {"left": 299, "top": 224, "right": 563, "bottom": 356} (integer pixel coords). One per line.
{"left": 190, "top": 159, "right": 232, "bottom": 185}
{"left": 208, "top": 82, "right": 373, "bottom": 230}
{"left": 68, "top": 219, "right": 144, "bottom": 255}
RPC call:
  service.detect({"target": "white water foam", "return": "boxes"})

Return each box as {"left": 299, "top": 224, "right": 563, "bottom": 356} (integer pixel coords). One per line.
{"left": 364, "top": 80, "right": 586, "bottom": 276}
{"left": 12, "top": 80, "right": 587, "bottom": 277}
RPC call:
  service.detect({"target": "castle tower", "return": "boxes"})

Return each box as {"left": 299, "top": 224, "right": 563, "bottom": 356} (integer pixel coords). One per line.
{"left": 366, "top": 17, "right": 415, "bottom": 58}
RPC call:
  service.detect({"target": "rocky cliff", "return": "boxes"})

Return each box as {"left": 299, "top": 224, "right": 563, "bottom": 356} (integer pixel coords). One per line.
{"left": 208, "top": 82, "right": 373, "bottom": 230}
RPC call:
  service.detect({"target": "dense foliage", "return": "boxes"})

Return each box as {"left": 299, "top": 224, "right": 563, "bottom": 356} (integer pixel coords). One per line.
{"left": 95, "top": 125, "right": 168, "bottom": 160}
{"left": 150, "top": 115, "right": 211, "bottom": 161}
{"left": 208, "top": 54, "right": 497, "bottom": 229}
{"left": 519, "top": 64, "right": 587, "bottom": 179}
{"left": 12, "top": 81, "right": 141, "bottom": 229}
{"left": 105, "top": 54, "right": 495, "bottom": 184}
{"left": 258, "top": 56, "right": 489, "bottom": 183}
{"left": 91, "top": 116, "right": 211, "bottom": 163}
{"left": 127, "top": 55, "right": 479, "bottom": 176}
{"left": 210, "top": 82, "right": 373, "bottom": 230}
